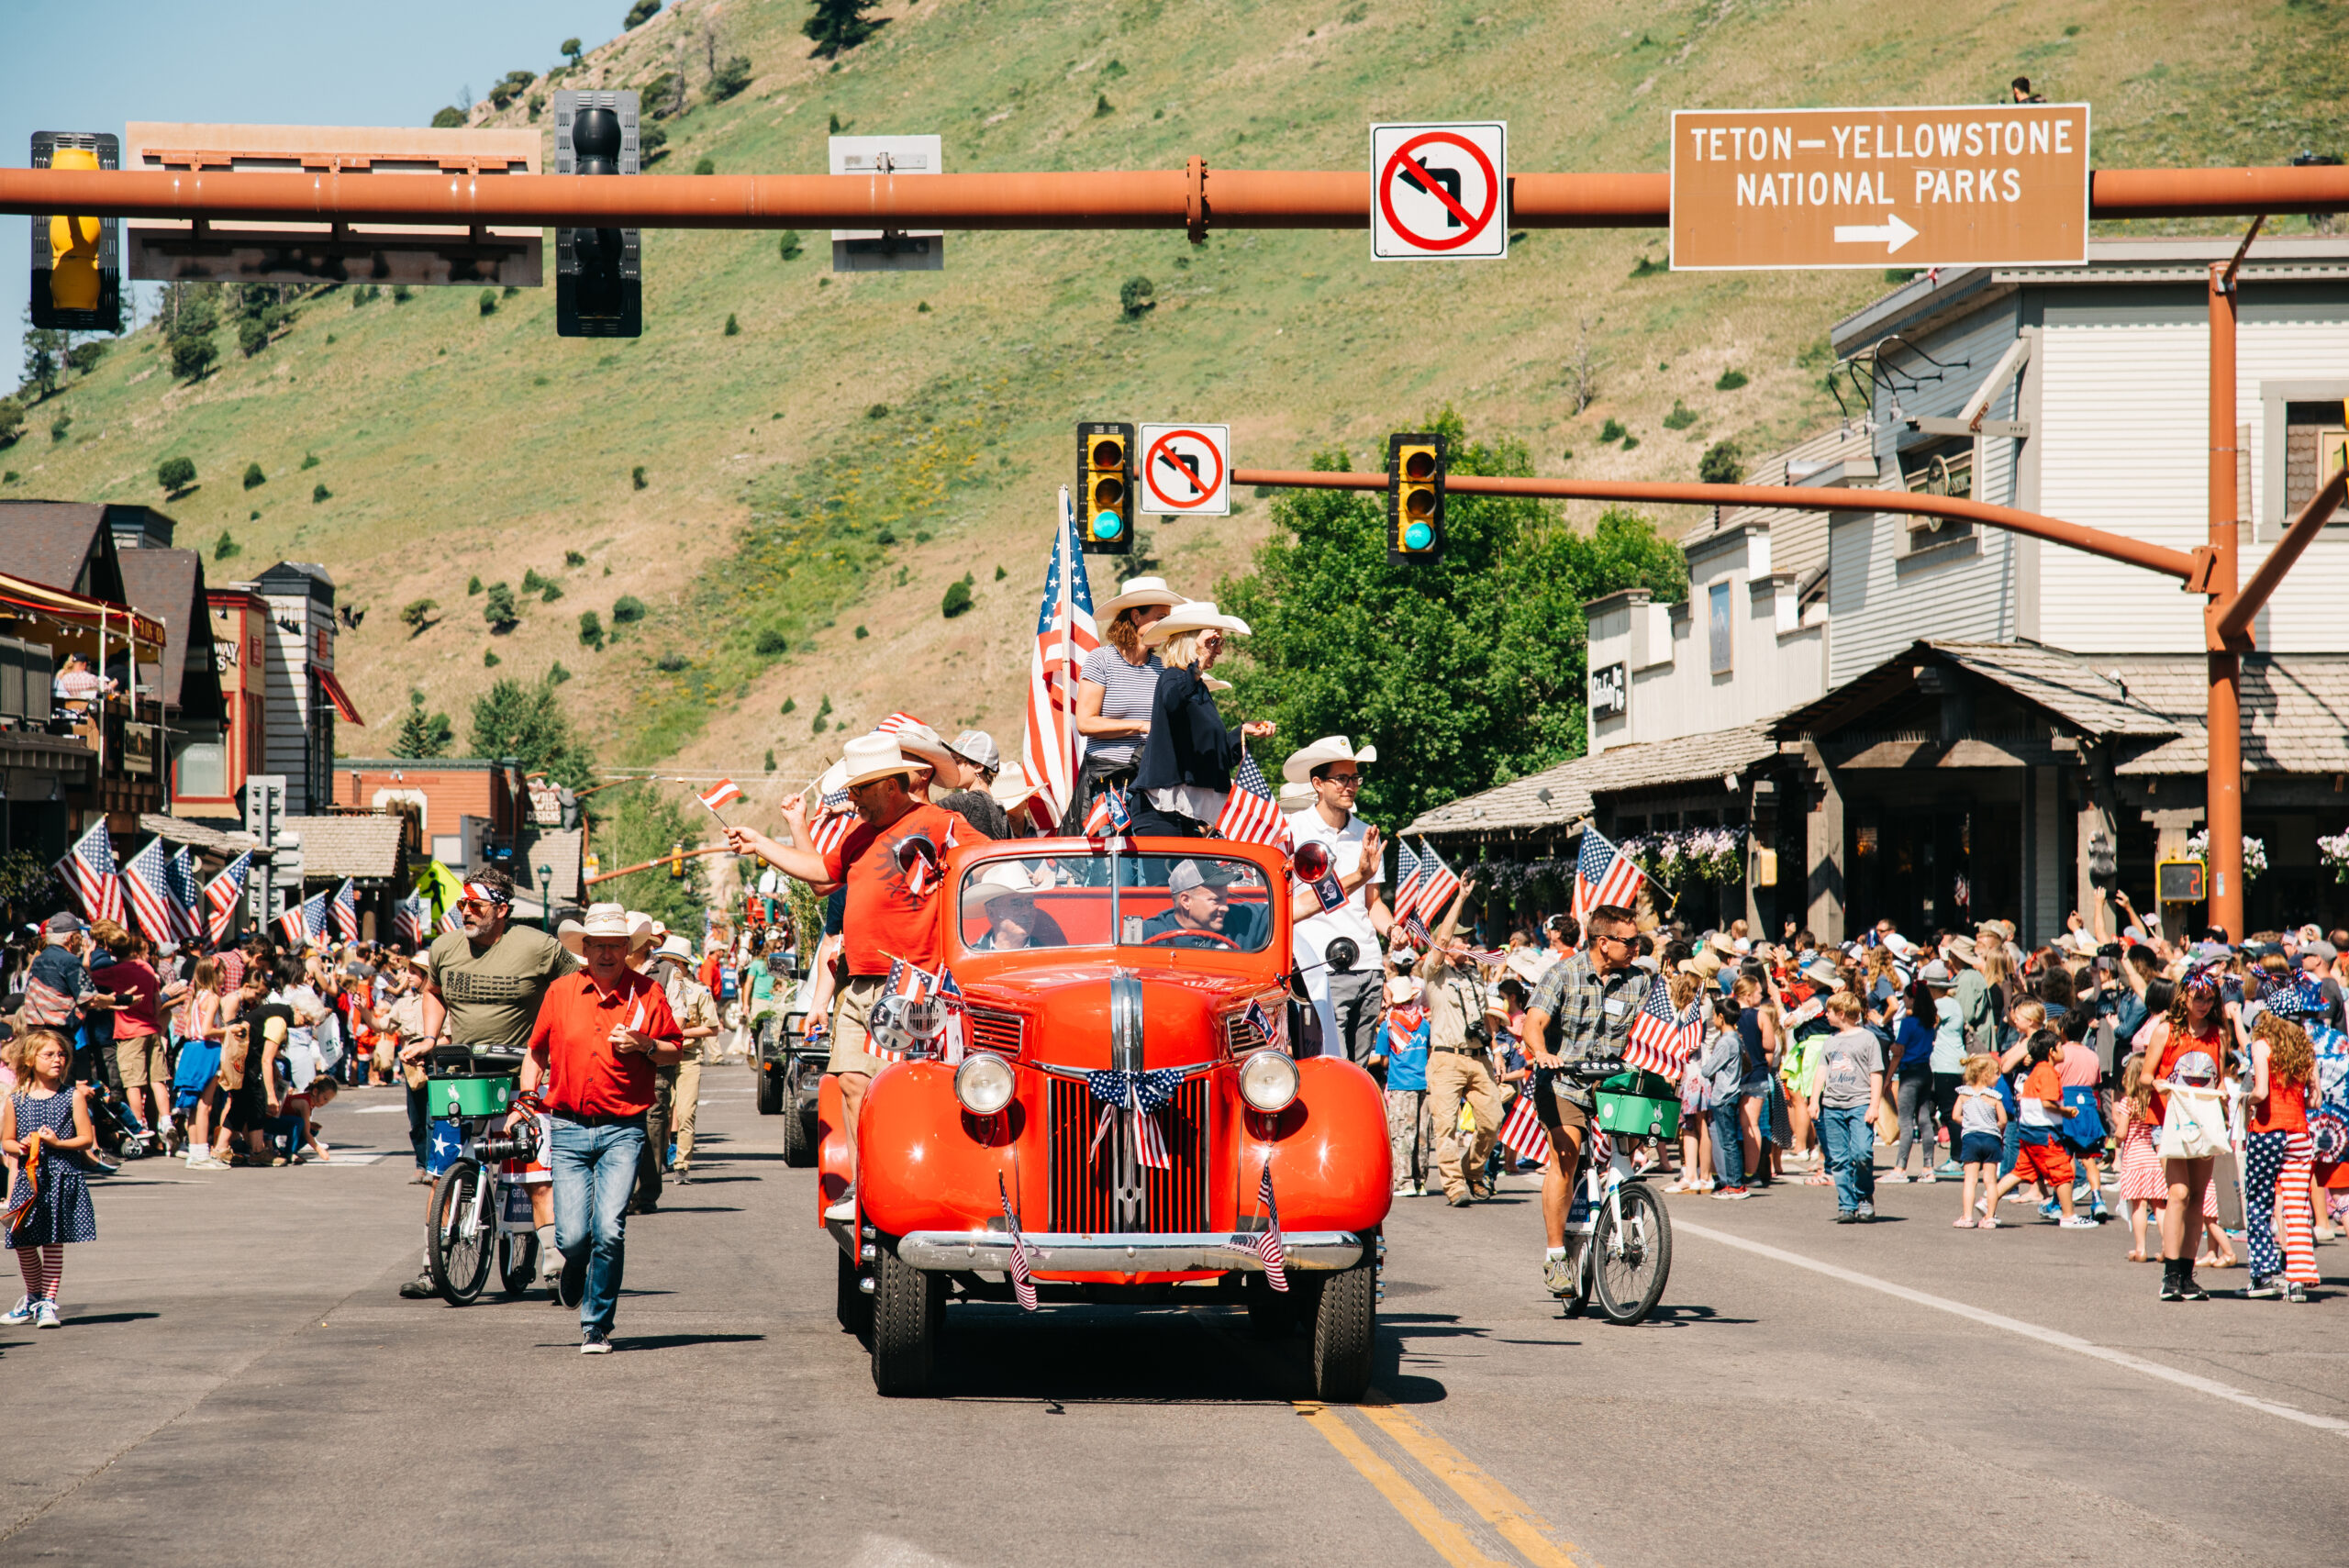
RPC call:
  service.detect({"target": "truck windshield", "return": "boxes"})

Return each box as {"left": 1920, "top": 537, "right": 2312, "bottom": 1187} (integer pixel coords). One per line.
{"left": 956, "top": 852, "right": 1275, "bottom": 954}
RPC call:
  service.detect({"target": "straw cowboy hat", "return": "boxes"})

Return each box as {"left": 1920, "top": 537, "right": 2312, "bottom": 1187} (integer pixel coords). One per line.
{"left": 1281, "top": 735, "right": 1379, "bottom": 785}
{"left": 1945, "top": 934, "right": 1983, "bottom": 969}
{"left": 989, "top": 759, "right": 1045, "bottom": 815}
{"left": 1679, "top": 949, "right": 1725, "bottom": 982}
{"left": 559, "top": 902, "right": 645, "bottom": 959}
{"left": 1099, "top": 575, "right": 1188, "bottom": 617}
{"left": 838, "top": 731, "right": 925, "bottom": 789}
{"left": 887, "top": 719, "right": 960, "bottom": 776}
{"left": 1505, "top": 948, "right": 1556, "bottom": 989}
{"left": 1276, "top": 781, "right": 1314, "bottom": 812}
{"left": 1139, "top": 599, "right": 1252, "bottom": 645}
{"left": 959, "top": 862, "right": 1038, "bottom": 917}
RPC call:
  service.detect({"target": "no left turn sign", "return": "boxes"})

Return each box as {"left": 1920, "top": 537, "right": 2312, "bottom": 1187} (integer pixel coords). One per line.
{"left": 1371, "top": 121, "right": 1508, "bottom": 260}
{"left": 1137, "top": 423, "right": 1230, "bottom": 517}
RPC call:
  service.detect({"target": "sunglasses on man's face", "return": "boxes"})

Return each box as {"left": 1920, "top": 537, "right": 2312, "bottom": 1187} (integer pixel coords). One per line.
{"left": 1321, "top": 772, "right": 1363, "bottom": 788}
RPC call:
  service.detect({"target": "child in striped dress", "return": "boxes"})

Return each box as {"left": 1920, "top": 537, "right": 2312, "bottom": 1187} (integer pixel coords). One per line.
{"left": 3, "top": 1029, "right": 99, "bottom": 1329}
{"left": 2115, "top": 1051, "right": 2223, "bottom": 1262}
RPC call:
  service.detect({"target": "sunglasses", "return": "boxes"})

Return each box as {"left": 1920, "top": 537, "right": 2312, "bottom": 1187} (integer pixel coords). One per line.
{"left": 1321, "top": 773, "right": 1364, "bottom": 787}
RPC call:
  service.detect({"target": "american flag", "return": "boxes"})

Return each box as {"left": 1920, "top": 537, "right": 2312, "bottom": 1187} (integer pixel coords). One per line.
{"left": 332, "top": 878, "right": 359, "bottom": 942}
{"left": 873, "top": 955, "right": 938, "bottom": 1064}
{"left": 1392, "top": 840, "right": 1424, "bottom": 926}
{"left": 1245, "top": 998, "right": 1278, "bottom": 1048}
{"left": 394, "top": 894, "right": 429, "bottom": 947}
{"left": 1410, "top": 837, "right": 1461, "bottom": 925}
{"left": 937, "top": 966, "right": 966, "bottom": 1064}
{"left": 1243, "top": 1164, "right": 1288, "bottom": 1293}
{"left": 1081, "top": 781, "right": 1130, "bottom": 838}
{"left": 804, "top": 776, "right": 856, "bottom": 858}
{"left": 1624, "top": 973, "right": 1705, "bottom": 1079}
{"left": 1498, "top": 1092, "right": 1552, "bottom": 1165}
{"left": 119, "top": 835, "right": 181, "bottom": 943}
{"left": 1020, "top": 487, "right": 1100, "bottom": 828}
{"left": 204, "top": 851, "right": 253, "bottom": 941}
{"left": 1213, "top": 748, "right": 1290, "bottom": 851}
{"left": 167, "top": 846, "right": 204, "bottom": 942}
{"left": 874, "top": 712, "right": 924, "bottom": 736}
{"left": 696, "top": 779, "right": 743, "bottom": 813}
{"left": 439, "top": 906, "right": 465, "bottom": 934}
{"left": 998, "top": 1173, "right": 1039, "bottom": 1312}
{"left": 1572, "top": 825, "right": 1644, "bottom": 924}
{"left": 278, "top": 889, "right": 328, "bottom": 948}
{"left": 1133, "top": 1083, "right": 1174, "bottom": 1170}
{"left": 55, "top": 817, "right": 124, "bottom": 926}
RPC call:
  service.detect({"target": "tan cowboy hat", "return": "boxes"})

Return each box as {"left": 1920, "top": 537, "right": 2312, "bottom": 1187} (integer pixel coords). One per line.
{"left": 1139, "top": 599, "right": 1252, "bottom": 645}
{"left": 989, "top": 759, "right": 1045, "bottom": 814}
{"left": 1385, "top": 974, "right": 1422, "bottom": 1007}
{"left": 1100, "top": 575, "right": 1188, "bottom": 617}
{"left": 838, "top": 731, "right": 924, "bottom": 789}
{"left": 1505, "top": 949, "right": 1556, "bottom": 989}
{"left": 1680, "top": 950, "right": 1725, "bottom": 981}
{"left": 959, "top": 862, "right": 1037, "bottom": 917}
{"left": 888, "top": 719, "right": 959, "bottom": 776}
{"left": 559, "top": 902, "right": 638, "bottom": 958}
{"left": 1945, "top": 934, "right": 1983, "bottom": 968}
{"left": 1281, "top": 735, "right": 1379, "bottom": 785}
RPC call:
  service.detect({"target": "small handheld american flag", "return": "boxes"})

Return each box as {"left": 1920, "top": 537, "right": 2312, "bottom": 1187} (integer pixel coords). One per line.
{"left": 1391, "top": 840, "right": 1423, "bottom": 923}
{"left": 937, "top": 966, "right": 966, "bottom": 1064}
{"left": 56, "top": 817, "right": 124, "bottom": 926}
{"left": 395, "top": 895, "right": 429, "bottom": 948}
{"left": 1082, "top": 781, "right": 1131, "bottom": 838}
{"left": 1410, "top": 837, "right": 1461, "bottom": 924}
{"left": 1573, "top": 825, "right": 1645, "bottom": 924}
{"left": 332, "top": 878, "right": 359, "bottom": 942}
{"left": 998, "top": 1173, "right": 1039, "bottom": 1311}
{"left": 1213, "top": 748, "right": 1290, "bottom": 851}
{"left": 1244, "top": 1164, "right": 1288, "bottom": 1293}
{"left": 204, "top": 851, "right": 253, "bottom": 941}
{"left": 875, "top": 712, "right": 925, "bottom": 736}
{"left": 1497, "top": 1092, "right": 1552, "bottom": 1165}
{"left": 1623, "top": 973, "right": 1705, "bottom": 1079}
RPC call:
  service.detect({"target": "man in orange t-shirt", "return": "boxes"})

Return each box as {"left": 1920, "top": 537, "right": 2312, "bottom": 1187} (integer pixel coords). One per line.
{"left": 508, "top": 903, "right": 684, "bottom": 1353}
{"left": 726, "top": 731, "right": 960, "bottom": 1219}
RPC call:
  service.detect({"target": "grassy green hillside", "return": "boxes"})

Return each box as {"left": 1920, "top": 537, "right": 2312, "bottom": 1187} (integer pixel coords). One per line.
{"left": 8, "top": 0, "right": 2343, "bottom": 831}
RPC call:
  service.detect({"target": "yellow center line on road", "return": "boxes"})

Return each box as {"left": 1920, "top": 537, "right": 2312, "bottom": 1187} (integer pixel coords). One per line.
{"left": 1295, "top": 1400, "right": 1515, "bottom": 1568}
{"left": 1356, "top": 1393, "right": 1586, "bottom": 1568}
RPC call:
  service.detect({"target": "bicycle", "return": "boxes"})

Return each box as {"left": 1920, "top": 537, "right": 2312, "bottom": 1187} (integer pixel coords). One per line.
{"left": 422, "top": 1073, "right": 565, "bottom": 1307}
{"left": 1552, "top": 1057, "right": 1675, "bottom": 1326}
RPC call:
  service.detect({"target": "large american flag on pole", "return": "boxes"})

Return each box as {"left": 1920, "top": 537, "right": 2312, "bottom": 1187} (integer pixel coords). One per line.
{"left": 278, "top": 889, "right": 328, "bottom": 948}
{"left": 331, "top": 878, "right": 360, "bottom": 942}
{"left": 1623, "top": 973, "right": 1706, "bottom": 1079}
{"left": 1212, "top": 748, "right": 1290, "bottom": 851}
{"left": 119, "top": 836, "right": 181, "bottom": 943}
{"left": 1409, "top": 837, "right": 1461, "bottom": 925}
{"left": 167, "top": 846, "right": 204, "bottom": 942}
{"left": 55, "top": 817, "right": 124, "bottom": 926}
{"left": 1572, "top": 825, "right": 1644, "bottom": 924}
{"left": 204, "top": 851, "right": 253, "bottom": 941}
{"left": 1020, "top": 486, "right": 1099, "bottom": 828}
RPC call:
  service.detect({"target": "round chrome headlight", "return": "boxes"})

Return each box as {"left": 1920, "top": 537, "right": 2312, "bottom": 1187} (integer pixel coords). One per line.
{"left": 1239, "top": 1049, "right": 1299, "bottom": 1114}
{"left": 953, "top": 1051, "right": 1017, "bottom": 1117}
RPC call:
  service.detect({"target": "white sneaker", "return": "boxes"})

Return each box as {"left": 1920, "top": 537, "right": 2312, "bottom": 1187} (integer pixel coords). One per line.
{"left": 32, "top": 1301, "right": 61, "bottom": 1329}
{"left": 1879, "top": 1173, "right": 1909, "bottom": 1184}
{"left": 186, "top": 1152, "right": 228, "bottom": 1171}
{"left": 823, "top": 1194, "right": 857, "bottom": 1222}
{"left": 1392, "top": 1183, "right": 1416, "bottom": 1197}
{"left": 1, "top": 1296, "right": 34, "bottom": 1326}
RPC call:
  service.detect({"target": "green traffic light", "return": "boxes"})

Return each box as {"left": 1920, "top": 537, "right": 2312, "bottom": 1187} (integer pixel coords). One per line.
{"left": 1403, "top": 520, "right": 1433, "bottom": 550}
{"left": 1094, "top": 511, "right": 1124, "bottom": 539}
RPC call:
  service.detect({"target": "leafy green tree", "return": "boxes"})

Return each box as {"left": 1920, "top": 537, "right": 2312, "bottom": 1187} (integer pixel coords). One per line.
{"left": 65, "top": 341, "right": 105, "bottom": 376}
{"left": 400, "top": 598, "right": 439, "bottom": 637}
{"left": 562, "top": 38, "right": 584, "bottom": 65}
{"left": 1698, "top": 440, "right": 1745, "bottom": 484}
{"left": 0, "top": 397, "right": 22, "bottom": 445}
{"left": 170, "top": 334, "right": 217, "bottom": 382}
{"left": 431, "top": 106, "right": 467, "bottom": 128}
{"left": 239, "top": 317, "right": 271, "bottom": 357}
{"left": 157, "top": 456, "right": 196, "bottom": 495}
{"left": 393, "top": 689, "right": 456, "bottom": 758}
{"left": 20, "top": 328, "right": 64, "bottom": 400}
{"left": 483, "top": 582, "right": 520, "bottom": 632}
{"left": 804, "top": 0, "right": 880, "bottom": 57}
{"left": 470, "top": 674, "right": 596, "bottom": 791}
{"left": 625, "top": 0, "right": 662, "bottom": 28}
{"left": 1216, "top": 411, "right": 1686, "bottom": 828}
{"left": 711, "top": 54, "right": 753, "bottom": 99}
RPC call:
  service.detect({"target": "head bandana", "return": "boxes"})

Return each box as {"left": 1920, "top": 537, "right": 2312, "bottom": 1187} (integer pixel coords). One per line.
{"left": 461, "top": 881, "right": 513, "bottom": 909}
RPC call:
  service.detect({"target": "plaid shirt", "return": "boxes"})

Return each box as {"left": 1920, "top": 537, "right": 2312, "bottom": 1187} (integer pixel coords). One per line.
{"left": 1528, "top": 952, "right": 1645, "bottom": 1106}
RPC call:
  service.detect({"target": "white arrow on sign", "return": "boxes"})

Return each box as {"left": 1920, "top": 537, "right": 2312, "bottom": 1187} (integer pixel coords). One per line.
{"left": 1831, "top": 212, "right": 1920, "bottom": 254}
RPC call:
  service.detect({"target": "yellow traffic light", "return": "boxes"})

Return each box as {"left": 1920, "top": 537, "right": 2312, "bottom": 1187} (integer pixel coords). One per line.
{"left": 30, "top": 132, "right": 121, "bottom": 332}
{"left": 48, "top": 147, "right": 103, "bottom": 312}
{"left": 1386, "top": 432, "right": 1447, "bottom": 561}
{"left": 670, "top": 840, "right": 685, "bottom": 879}
{"left": 1077, "top": 421, "right": 1133, "bottom": 555}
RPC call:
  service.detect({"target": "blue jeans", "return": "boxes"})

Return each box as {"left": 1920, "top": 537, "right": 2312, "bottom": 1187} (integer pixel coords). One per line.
{"left": 1998, "top": 1115, "right": 2021, "bottom": 1180}
{"left": 1819, "top": 1105, "right": 1876, "bottom": 1213}
{"left": 1711, "top": 1094, "right": 1745, "bottom": 1187}
{"left": 549, "top": 1118, "right": 646, "bottom": 1336}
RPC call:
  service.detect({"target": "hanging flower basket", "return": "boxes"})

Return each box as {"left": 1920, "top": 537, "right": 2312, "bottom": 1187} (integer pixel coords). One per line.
{"left": 2321, "top": 829, "right": 2349, "bottom": 885}
{"left": 2184, "top": 830, "right": 2267, "bottom": 883}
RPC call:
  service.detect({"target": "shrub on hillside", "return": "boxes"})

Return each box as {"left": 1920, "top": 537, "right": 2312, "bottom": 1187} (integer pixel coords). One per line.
{"left": 578, "top": 610, "right": 605, "bottom": 649}
{"left": 0, "top": 397, "right": 22, "bottom": 446}
{"left": 540, "top": 581, "right": 564, "bottom": 603}
{"left": 754, "top": 626, "right": 788, "bottom": 655}
{"left": 631, "top": 465, "right": 648, "bottom": 490}
{"left": 1662, "top": 399, "right": 1697, "bottom": 431}
{"left": 66, "top": 341, "right": 106, "bottom": 375}
{"left": 1119, "top": 276, "right": 1155, "bottom": 317}
{"left": 1715, "top": 368, "right": 1749, "bottom": 391}
{"left": 724, "top": 313, "right": 740, "bottom": 336}
{"left": 311, "top": 483, "right": 332, "bottom": 503}
{"left": 654, "top": 650, "right": 688, "bottom": 672}
{"left": 213, "top": 530, "right": 240, "bottom": 561}
{"left": 1698, "top": 441, "right": 1744, "bottom": 485}
{"left": 431, "top": 106, "right": 467, "bottom": 128}
{"left": 169, "top": 335, "right": 217, "bottom": 382}
{"left": 521, "top": 568, "right": 547, "bottom": 593}
{"left": 693, "top": 154, "right": 716, "bottom": 175}
{"left": 805, "top": 0, "right": 880, "bottom": 57}
{"left": 640, "top": 125, "right": 668, "bottom": 162}
{"left": 563, "top": 549, "right": 587, "bottom": 567}
{"left": 624, "top": 0, "right": 662, "bottom": 28}
{"left": 778, "top": 229, "right": 804, "bottom": 261}
{"left": 611, "top": 595, "right": 647, "bottom": 624}
{"left": 941, "top": 574, "right": 975, "bottom": 618}
{"left": 49, "top": 414, "right": 70, "bottom": 443}
{"left": 242, "top": 462, "right": 265, "bottom": 490}
{"left": 157, "top": 456, "right": 196, "bottom": 495}
{"left": 468, "top": 575, "right": 483, "bottom": 595}
{"left": 711, "top": 54, "right": 753, "bottom": 100}
{"left": 1598, "top": 417, "right": 1626, "bottom": 443}
{"left": 479, "top": 289, "right": 498, "bottom": 316}
{"left": 238, "top": 317, "right": 272, "bottom": 358}
{"left": 484, "top": 583, "right": 520, "bottom": 632}
{"left": 400, "top": 598, "right": 439, "bottom": 637}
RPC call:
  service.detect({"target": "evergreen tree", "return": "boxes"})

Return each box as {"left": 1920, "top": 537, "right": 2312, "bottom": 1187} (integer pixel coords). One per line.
{"left": 392, "top": 690, "right": 456, "bottom": 759}
{"left": 803, "top": 0, "right": 880, "bottom": 57}
{"left": 469, "top": 675, "right": 596, "bottom": 791}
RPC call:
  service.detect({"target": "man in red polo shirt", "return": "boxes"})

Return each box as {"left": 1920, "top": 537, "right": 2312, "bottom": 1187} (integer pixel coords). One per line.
{"left": 725, "top": 730, "right": 959, "bottom": 1220}
{"left": 508, "top": 903, "right": 683, "bottom": 1353}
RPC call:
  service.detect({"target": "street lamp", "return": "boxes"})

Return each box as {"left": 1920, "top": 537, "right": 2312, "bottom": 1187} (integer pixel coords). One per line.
{"left": 538, "top": 863, "right": 553, "bottom": 930}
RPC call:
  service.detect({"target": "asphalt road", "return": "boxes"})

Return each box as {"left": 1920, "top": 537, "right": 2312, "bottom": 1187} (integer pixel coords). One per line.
{"left": 5, "top": 1080, "right": 2345, "bottom": 1568}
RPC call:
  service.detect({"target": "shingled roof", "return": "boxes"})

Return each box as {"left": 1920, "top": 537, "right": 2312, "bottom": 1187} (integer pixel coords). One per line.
{"left": 284, "top": 814, "right": 408, "bottom": 882}
{"left": 2099, "top": 655, "right": 2349, "bottom": 775}
{"left": 1405, "top": 725, "right": 1779, "bottom": 839}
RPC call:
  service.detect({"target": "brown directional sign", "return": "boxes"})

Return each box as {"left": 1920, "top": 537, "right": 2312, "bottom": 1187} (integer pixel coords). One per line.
{"left": 1670, "top": 104, "right": 2089, "bottom": 271}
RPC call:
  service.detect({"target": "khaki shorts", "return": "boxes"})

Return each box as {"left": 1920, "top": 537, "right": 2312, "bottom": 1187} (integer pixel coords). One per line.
{"left": 116, "top": 1033, "right": 171, "bottom": 1089}
{"left": 826, "top": 974, "right": 890, "bottom": 1077}
{"left": 1535, "top": 1078, "right": 1592, "bottom": 1141}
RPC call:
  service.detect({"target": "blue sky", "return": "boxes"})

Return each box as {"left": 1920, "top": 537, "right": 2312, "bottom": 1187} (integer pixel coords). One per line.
{"left": 2, "top": 0, "right": 619, "bottom": 377}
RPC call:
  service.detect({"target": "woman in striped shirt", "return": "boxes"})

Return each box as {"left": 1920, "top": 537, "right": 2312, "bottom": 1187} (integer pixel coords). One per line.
{"left": 1063, "top": 576, "right": 1186, "bottom": 832}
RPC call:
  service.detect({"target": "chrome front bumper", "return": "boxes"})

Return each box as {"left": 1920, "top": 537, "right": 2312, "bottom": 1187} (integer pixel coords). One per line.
{"left": 895, "top": 1229, "right": 1368, "bottom": 1274}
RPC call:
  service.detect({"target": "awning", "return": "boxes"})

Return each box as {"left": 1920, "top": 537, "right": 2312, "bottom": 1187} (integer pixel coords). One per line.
{"left": 317, "top": 667, "right": 365, "bottom": 726}
{"left": 0, "top": 570, "right": 166, "bottom": 656}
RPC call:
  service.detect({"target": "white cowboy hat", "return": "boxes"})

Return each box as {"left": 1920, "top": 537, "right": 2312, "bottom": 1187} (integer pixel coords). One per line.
{"left": 654, "top": 933, "right": 696, "bottom": 963}
{"left": 559, "top": 902, "right": 638, "bottom": 958}
{"left": 1099, "top": 575, "right": 1188, "bottom": 617}
{"left": 1276, "top": 781, "right": 1314, "bottom": 812}
{"left": 1505, "top": 948, "right": 1556, "bottom": 989}
{"left": 1281, "top": 734, "right": 1379, "bottom": 785}
{"left": 959, "top": 862, "right": 1037, "bottom": 917}
{"left": 887, "top": 719, "right": 959, "bottom": 776}
{"left": 989, "top": 759, "right": 1045, "bottom": 813}
{"left": 1138, "top": 599, "right": 1252, "bottom": 645}
{"left": 1385, "top": 974, "right": 1422, "bottom": 1007}
{"left": 837, "top": 731, "right": 924, "bottom": 789}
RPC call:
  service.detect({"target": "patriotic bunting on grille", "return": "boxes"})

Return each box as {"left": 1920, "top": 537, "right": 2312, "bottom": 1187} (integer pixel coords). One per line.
{"left": 1085, "top": 1067, "right": 1184, "bottom": 1171}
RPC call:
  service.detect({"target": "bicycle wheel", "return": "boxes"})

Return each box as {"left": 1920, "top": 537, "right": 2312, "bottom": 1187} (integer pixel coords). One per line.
{"left": 1592, "top": 1182, "right": 1672, "bottom": 1326}
{"left": 498, "top": 1229, "right": 540, "bottom": 1297}
{"left": 428, "top": 1158, "right": 494, "bottom": 1306}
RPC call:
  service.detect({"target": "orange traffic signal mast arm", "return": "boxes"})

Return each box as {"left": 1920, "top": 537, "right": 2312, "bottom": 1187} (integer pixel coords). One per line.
{"left": 1, "top": 162, "right": 2344, "bottom": 231}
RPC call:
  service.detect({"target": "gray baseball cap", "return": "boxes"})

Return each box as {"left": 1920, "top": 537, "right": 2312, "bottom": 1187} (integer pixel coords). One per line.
{"left": 1167, "top": 860, "right": 1208, "bottom": 895}
{"left": 43, "top": 912, "right": 83, "bottom": 934}
{"left": 949, "top": 730, "right": 1002, "bottom": 773}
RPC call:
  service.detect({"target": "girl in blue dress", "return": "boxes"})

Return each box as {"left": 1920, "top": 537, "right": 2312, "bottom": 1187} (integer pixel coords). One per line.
{"left": 5, "top": 1028, "right": 99, "bottom": 1330}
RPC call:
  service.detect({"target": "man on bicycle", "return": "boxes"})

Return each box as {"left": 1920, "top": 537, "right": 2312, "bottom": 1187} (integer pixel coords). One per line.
{"left": 1522, "top": 903, "right": 1644, "bottom": 1296}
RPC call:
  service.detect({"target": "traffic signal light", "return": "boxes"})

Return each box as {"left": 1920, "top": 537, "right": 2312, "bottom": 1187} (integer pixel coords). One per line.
{"left": 29, "top": 132, "right": 120, "bottom": 332}
{"left": 553, "top": 91, "right": 642, "bottom": 338}
{"left": 1077, "top": 421, "right": 1134, "bottom": 555}
{"left": 1386, "top": 431, "right": 1447, "bottom": 562}
{"left": 670, "top": 840, "right": 685, "bottom": 878}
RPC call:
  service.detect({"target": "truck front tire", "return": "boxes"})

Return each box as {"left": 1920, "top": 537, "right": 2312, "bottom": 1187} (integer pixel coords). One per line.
{"left": 869, "top": 1248, "right": 943, "bottom": 1396}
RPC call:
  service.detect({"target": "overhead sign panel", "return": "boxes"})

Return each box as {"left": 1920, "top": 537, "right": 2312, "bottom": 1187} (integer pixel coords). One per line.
{"left": 1370, "top": 121, "right": 1508, "bottom": 260}
{"left": 1136, "top": 423, "right": 1230, "bottom": 517}
{"left": 829, "top": 135, "right": 944, "bottom": 272}
{"left": 1670, "top": 104, "right": 2089, "bottom": 271}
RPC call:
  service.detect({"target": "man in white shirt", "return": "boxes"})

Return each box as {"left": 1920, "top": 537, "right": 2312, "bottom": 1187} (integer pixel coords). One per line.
{"left": 1282, "top": 737, "right": 1392, "bottom": 1062}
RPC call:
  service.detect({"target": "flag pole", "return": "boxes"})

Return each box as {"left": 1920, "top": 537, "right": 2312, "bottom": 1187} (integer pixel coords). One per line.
{"left": 1058, "top": 485, "right": 1079, "bottom": 811}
